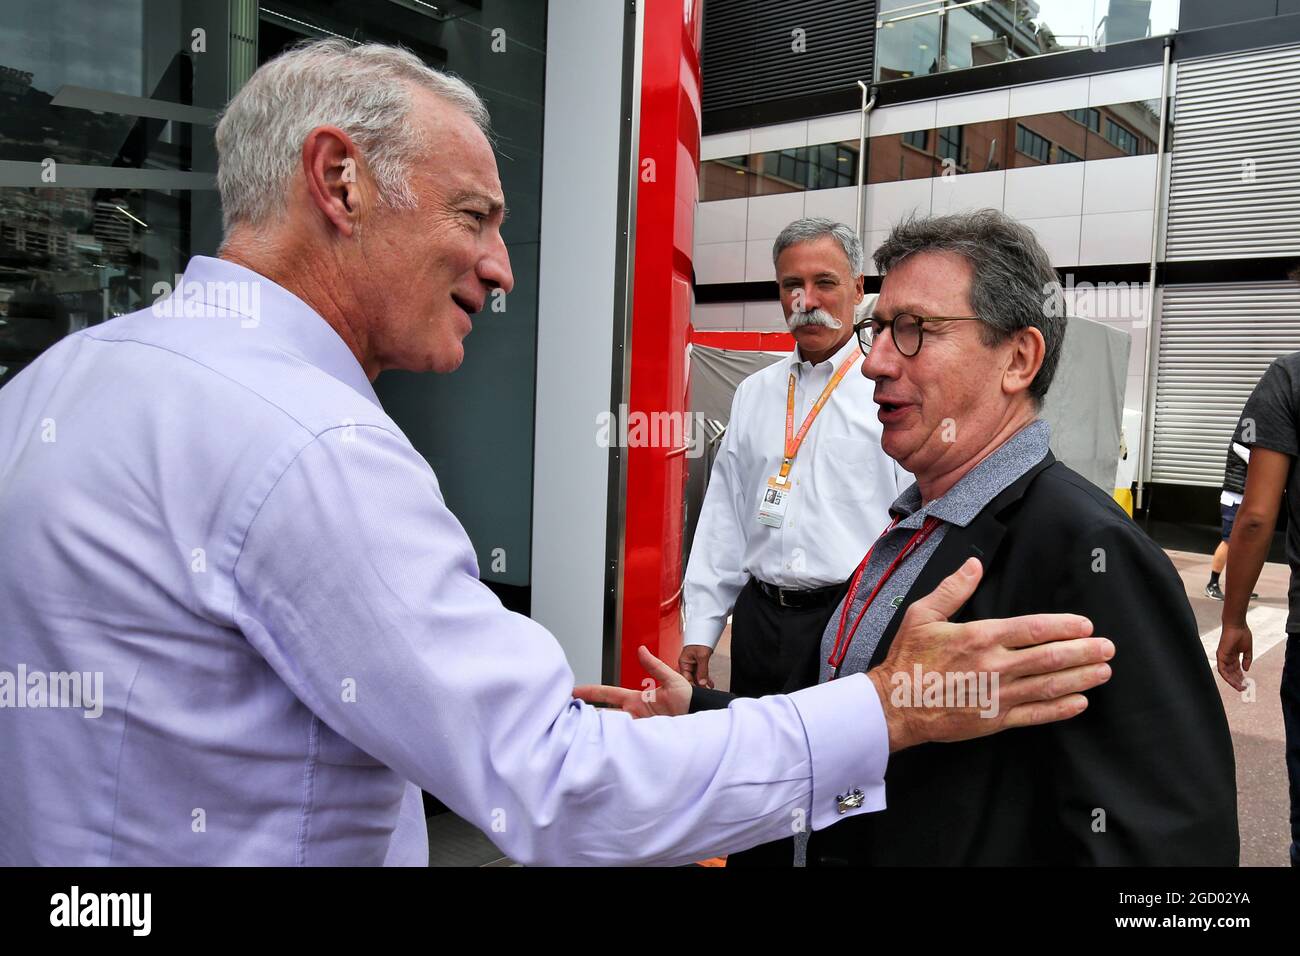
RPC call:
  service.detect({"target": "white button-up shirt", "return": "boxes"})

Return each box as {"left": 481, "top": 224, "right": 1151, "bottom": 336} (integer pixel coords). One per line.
{"left": 0, "top": 256, "right": 888, "bottom": 866}
{"left": 683, "top": 333, "right": 907, "bottom": 650}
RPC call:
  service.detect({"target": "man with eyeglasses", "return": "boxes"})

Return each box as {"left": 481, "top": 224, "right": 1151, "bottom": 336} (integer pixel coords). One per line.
{"left": 680, "top": 217, "right": 906, "bottom": 718}
{"left": 597, "top": 209, "right": 1239, "bottom": 865}
{"left": 0, "top": 45, "right": 1123, "bottom": 867}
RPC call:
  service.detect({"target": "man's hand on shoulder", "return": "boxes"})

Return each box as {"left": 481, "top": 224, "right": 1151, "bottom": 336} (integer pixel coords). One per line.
{"left": 867, "top": 557, "right": 1115, "bottom": 752}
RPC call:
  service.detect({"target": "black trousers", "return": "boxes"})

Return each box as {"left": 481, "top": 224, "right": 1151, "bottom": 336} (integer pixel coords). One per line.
{"left": 729, "top": 576, "right": 846, "bottom": 698}
{"left": 726, "top": 576, "right": 846, "bottom": 867}
{"left": 1284, "top": 634, "right": 1300, "bottom": 866}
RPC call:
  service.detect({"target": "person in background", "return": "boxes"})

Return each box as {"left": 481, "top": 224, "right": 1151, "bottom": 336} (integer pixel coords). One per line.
{"left": 601, "top": 210, "right": 1239, "bottom": 866}
{"left": 680, "top": 218, "right": 907, "bottom": 704}
{"left": 1217, "top": 326, "right": 1300, "bottom": 867}
{"left": 0, "top": 43, "right": 1114, "bottom": 867}
{"left": 1206, "top": 416, "right": 1257, "bottom": 601}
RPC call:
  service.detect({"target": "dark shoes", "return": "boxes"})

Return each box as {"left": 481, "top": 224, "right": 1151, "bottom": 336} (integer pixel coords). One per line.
{"left": 1204, "top": 582, "right": 1258, "bottom": 600}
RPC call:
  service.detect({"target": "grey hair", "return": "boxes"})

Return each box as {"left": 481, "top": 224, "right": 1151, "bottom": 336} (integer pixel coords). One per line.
{"left": 872, "top": 208, "right": 1066, "bottom": 405}
{"left": 215, "top": 38, "right": 490, "bottom": 233}
{"left": 772, "top": 218, "right": 864, "bottom": 276}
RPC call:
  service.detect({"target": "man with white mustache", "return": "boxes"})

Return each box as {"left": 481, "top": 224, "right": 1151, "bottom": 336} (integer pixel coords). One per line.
{"left": 681, "top": 221, "right": 907, "bottom": 859}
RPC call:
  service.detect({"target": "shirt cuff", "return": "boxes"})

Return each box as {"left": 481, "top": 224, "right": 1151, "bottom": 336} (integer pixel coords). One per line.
{"left": 682, "top": 619, "right": 724, "bottom": 651}
{"left": 787, "top": 673, "right": 888, "bottom": 831}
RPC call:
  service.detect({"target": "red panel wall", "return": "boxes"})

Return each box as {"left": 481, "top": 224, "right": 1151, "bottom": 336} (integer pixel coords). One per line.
{"left": 618, "top": 0, "right": 703, "bottom": 687}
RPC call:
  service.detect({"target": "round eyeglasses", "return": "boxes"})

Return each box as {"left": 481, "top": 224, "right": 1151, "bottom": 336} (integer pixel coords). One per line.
{"left": 854, "top": 313, "right": 983, "bottom": 358}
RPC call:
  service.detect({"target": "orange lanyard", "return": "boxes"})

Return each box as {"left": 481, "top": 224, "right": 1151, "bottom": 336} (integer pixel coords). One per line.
{"left": 779, "top": 350, "right": 861, "bottom": 483}
{"left": 828, "top": 515, "right": 943, "bottom": 676}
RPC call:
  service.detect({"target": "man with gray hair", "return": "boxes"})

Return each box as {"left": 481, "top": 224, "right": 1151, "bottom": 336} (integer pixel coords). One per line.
{"left": 629, "top": 208, "right": 1239, "bottom": 864}
{"left": 0, "top": 44, "right": 1117, "bottom": 866}
{"left": 680, "top": 219, "right": 907, "bottom": 712}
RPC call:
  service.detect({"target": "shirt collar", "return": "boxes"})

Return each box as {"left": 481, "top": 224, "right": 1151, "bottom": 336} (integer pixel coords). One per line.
{"left": 891, "top": 419, "right": 1052, "bottom": 529}
{"left": 788, "top": 329, "right": 860, "bottom": 373}
{"left": 177, "top": 255, "right": 381, "bottom": 408}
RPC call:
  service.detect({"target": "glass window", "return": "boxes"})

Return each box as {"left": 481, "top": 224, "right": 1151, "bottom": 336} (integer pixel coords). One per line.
{"left": 699, "top": 101, "right": 1160, "bottom": 200}
{"left": 699, "top": 156, "right": 751, "bottom": 201}
{"left": 955, "top": 118, "right": 1010, "bottom": 173}
{"left": 937, "top": 125, "right": 963, "bottom": 165}
{"left": 0, "top": 0, "right": 227, "bottom": 390}
{"left": 1105, "top": 117, "right": 1140, "bottom": 155}
{"left": 878, "top": 0, "right": 1181, "bottom": 82}
{"left": 868, "top": 133, "right": 940, "bottom": 184}
{"left": 876, "top": 0, "right": 943, "bottom": 81}
{"left": 1015, "top": 124, "right": 1051, "bottom": 164}
{"left": 1067, "top": 108, "right": 1101, "bottom": 132}
{"left": 944, "top": 3, "right": 1011, "bottom": 71}
{"left": 1, "top": 0, "right": 548, "bottom": 595}
{"left": 702, "top": 143, "right": 861, "bottom": 198}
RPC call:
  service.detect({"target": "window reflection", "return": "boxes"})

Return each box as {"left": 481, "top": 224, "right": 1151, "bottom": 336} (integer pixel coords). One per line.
{"left": 876, "top": 1, "right": 1180, "bottom": 82}
{"left": 0, "top": 0, "right": 224, "bottom": 388}
{"left": 0, "top": 0, "right": 547, "bottom": 602}
{"left": 0, "top": 0, "right": 546, "bottom": 394}
{"left": 700, "top": 143, "right": 858, "bottom": 201}
{"left": 699, "top": 99, "right": 1162, "bottom": 199}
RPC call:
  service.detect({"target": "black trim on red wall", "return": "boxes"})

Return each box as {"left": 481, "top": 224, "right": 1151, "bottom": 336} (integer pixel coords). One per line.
{"left": 1060, "top": 264, "right": 1153, "bottom": 285}
{"left": 704, "top": 88, "right": 865, "bottom": 136}
{"left": 697, "top": 260, "right": 1300, "bottom": 304}
{"left": 1160, "top": 258, "right": 1300, "bottom": 284}
{"left": 696, "top": 280, "right": 779, "bottom": 303}
{"left": 695, "top": 265, "right": 1155, "bottom": 304}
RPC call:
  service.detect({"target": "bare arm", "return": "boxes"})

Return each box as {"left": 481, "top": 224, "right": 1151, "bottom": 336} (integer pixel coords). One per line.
{"left": 1218, "top": 446, "right": 1290, "bottom": 689}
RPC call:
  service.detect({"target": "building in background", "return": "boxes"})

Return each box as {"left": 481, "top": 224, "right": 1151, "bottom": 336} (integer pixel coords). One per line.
{"left": 6, "top": 0, "right": 1299, "bottom": 723}
{"left": 693, "top": 0, "right": 1300, "bottom": 535}
{"left": 0, "top": 0, "right": 711, "bottom": 695}
{"left": 0, "top": 1, "right": 547, "bottom": 617}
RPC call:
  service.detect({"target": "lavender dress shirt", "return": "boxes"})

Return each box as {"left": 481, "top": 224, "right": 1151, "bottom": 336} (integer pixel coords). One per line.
{"left": 0, "top": 256, "right": 888, "bottom": 866}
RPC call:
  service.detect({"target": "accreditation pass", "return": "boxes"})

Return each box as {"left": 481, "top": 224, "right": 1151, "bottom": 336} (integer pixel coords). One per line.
{"left": 757, "top": 476, "right": 792, "bottom": 528}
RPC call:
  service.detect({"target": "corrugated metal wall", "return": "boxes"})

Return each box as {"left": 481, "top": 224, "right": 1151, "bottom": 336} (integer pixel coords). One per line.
{"left": 1165, "top": 43, "right": 1300, "bottom": 260}
{"left": 1150, "top": 41, "right": 1300, "bottom": 486}
{"left": 1151, "top": 282, "right": 1300, "bottom": 485}
{"left": 701, "top": 0, "right": 874, "bottom": 118}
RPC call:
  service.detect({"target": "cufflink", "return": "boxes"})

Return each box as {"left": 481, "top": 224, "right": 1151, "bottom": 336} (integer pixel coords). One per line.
{"left": 836, "top": 788, "right": 865, "bottom": 814}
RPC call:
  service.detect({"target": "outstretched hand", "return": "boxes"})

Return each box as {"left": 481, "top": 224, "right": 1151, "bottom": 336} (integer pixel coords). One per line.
{"left": 574, "top": 645, "right": 693, "bottom": 718}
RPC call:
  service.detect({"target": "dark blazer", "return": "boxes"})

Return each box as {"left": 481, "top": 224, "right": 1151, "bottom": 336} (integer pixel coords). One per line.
{"left": 694, "top": 452, "right": 1240, "bottom": 865}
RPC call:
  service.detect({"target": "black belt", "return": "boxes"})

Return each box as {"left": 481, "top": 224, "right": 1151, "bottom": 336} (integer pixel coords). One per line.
{"left": 752, "top": 578, "right": 845, "bottom": 609}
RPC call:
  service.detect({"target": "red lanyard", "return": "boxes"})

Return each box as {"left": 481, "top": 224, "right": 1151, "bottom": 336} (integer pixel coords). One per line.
{"left": 827, "top": 515, "right": 943, "bottom": 675}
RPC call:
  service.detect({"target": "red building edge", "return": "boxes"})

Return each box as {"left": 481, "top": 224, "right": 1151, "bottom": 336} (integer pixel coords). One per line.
{"left": 618, "top": 0, "right": 700, "bottom": 687}
{"left": 618, "top": 1, "right": 796, "bottom": 688}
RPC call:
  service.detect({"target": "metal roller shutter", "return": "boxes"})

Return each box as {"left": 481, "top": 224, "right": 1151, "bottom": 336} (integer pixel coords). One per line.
{"left": 1165, "top": 42, "right": 1300, "bottom": 261}
{"left": 1151, "top": 282, "right": 1300, "bottom": 486}
{"left": 701, "top": 0, "right": 875, "bottom": 117}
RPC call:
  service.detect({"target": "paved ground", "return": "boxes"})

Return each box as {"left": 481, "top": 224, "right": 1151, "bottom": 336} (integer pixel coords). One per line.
{"left": 1167, "top": 549, "right": 1292, "bottom": 867}
{"left": 429, "top": 549, "right": 1294, "bottom": 866}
